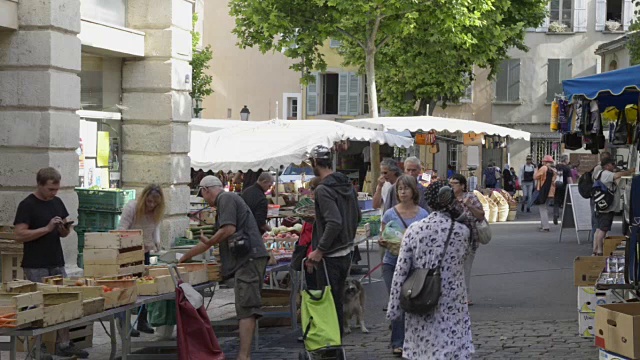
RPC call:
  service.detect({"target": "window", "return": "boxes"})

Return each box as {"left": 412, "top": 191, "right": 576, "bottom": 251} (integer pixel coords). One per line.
{"left": 609, "top": 59, "right": 618, "bottom": 71}
{"left": 329, "top": 39, "right": 342, "bottom": 48}
{"left": 460, "top": 82, "right": 473, "bottom": 103}
{"left": 547, "top": 59, "right": 572, "bottom": 104}
{"left": 80, "top": 55, "right": 122, "bottom": 111}
{"left": 550, "top": 0, "right": 573, "bottom": 28}
{"left": 606, "top": 0, "right": 623, "bottom": 23}
{"left": 81, "top": 0, "right": 127, "bottom": 28}
{"left": 495, "top": 59, "right": 520, "bottom": 102}
{"left": 597, "top": 0, "right": 634, "bottom": 31}
{"left": 448, "top": 143, "right": 460, "bottom": 170}
{"left": 307, "top": 72, "right": 361, "bottom": 116}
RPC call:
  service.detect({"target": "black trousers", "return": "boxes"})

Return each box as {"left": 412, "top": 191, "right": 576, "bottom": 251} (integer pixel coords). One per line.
{"left": 554, "top": 186, "right": 566, "bottom": 221}
{"left": 314, "top": 255, "right": 351, "bottom": 340}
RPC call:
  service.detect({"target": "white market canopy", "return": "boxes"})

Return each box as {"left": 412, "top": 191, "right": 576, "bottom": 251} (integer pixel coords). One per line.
{"left": 345, "top": 116, "right": 531, "bottom": 141}
{"left": 189, "top": 118, "right": 259, "bottom": 133}
{"left": 190, "top": 119, "right": 414, "bottom": 172}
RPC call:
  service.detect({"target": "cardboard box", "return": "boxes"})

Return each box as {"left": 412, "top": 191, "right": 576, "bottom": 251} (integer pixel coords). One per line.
{"left": 575, "top": 256, "right": 607, "bottom": 286}
{"left": 579, "top": 311, "right": 596, "bottom": 338}
{"left": 604, "top": 236, "right": 626, "bottom": 257}
{"left": 600, "top": 349, "right": 632, "bottom": 360}
{"left": 595, "top": 303, "right": 640, "bottom": 359}
{"left": 578, "top": 286, "right": 622, "bottom": 312}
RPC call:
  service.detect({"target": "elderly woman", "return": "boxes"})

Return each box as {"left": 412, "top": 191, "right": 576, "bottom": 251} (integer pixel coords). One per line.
{"left": 449, "top": 174, "right": 485, "bottom": 306}
{"left": 380, "top": 175, "right": 429, "bottom": 357}
{"left": 534, "top": 155, "right": 557, "bottom": 232}
{"left": 387, "top": 181, "right": 474, "bottom": 360}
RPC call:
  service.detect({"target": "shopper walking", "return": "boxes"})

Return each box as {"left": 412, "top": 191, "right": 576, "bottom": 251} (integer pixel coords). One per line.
{"left": 520, "top": 155, "right": 536, "bottom": 212}
{"left": 379, "top": 175, "right": 429, "bottom": 357}
{"left": 386, "top": 180, "right": 474, "bottom": 360}
{"left": 450, "top": 174, "right": 485, "bottom": 305}
{"left": 13, "top": 168, "right": 89, "bottom": 359}
{"left": 305, "top": 145, "right": 361, "bottom": 341}
{"left": 180, "top": 175, "right": 269, "bottom": 360}
{"left": 118, "top": 184, "right": 166, "bottom": 336}
{"left": 553, "top": 155, "right": 573, "bottom": 225}
{"left": 534, "top": 155, "right": 557, "bottom": 232}
{"left": 503, "top": 164, "right": 514, "bottom": 192}
{"left": 483, "top": 162, "right": 498, "bottom": 189}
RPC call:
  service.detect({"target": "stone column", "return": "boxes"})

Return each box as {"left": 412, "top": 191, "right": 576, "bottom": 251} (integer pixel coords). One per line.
{"left": 0, "top": 0, "right": 81, "bottom": 268}
{"left": 122, "top": 0, "right": 193, "bottom": 248}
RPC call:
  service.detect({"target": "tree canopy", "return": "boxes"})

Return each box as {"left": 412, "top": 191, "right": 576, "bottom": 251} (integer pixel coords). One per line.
{"left": 229, "top": 0, "right": 547, "bottom": 117}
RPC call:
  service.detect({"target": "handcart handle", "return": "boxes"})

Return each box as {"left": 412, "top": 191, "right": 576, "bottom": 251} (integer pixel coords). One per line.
{"left": 300, "top": 258, "right": 330, "bottom": 291}
{"left": 168, "top": 264, "right": 182, "bottom": 287}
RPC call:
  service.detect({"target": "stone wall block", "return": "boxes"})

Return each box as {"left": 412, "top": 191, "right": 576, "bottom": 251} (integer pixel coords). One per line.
{"left": 160, "top": 215, "right": 190, "bottom": 249}
{"left": 122, "top": 123, "right": 189, "bottom": 154}
{"left": 121, "top": 91, "right": 191, "bottom": 122}
{"left": 122, "top": 59, "right": 191, "bottom": 92}
{"left": 18, "top": 0, "right": 81, "bottom": 33}
{"left": 0, "top": 149, "right": 78, "bottom": 189}
{"left": 144, "top": 28, "right": 192, "bottom": 61}
{"left": 121, "top": 154, "right": 190, "bottom": 185}
{"left": 0, "top": 70, "right": 80, "bottom": 109}
{"left": 0, "top": 111, "right": 79, "bottom": 149}
{"left": 127, "top": 0, "right": 192, "bottom": 32}
{"left": 0, "top": 31, "right": 81, "bottom": 70}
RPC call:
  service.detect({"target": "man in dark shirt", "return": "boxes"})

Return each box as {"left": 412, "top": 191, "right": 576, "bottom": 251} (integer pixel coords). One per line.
{"left": 241, "top": 172, "right": 274, "bottom": 234}
{"left": 13, "top": 167, "right": 88, "bottom": 359}
{"left": 553, "top": 155, "right": 573, "bottom": 224}
{"left": 180, "top": 175, "right": 269, "bottom": 360}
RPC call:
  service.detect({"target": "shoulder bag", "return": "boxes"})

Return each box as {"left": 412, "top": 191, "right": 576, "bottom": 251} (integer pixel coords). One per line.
{"left": 476, "top": 219, "right": 492, "bottom": 245}
{"left": 400, "top": 218, "right": 455, "bottom": 315}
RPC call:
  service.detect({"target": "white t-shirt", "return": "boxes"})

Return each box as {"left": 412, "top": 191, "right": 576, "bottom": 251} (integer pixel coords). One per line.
{"left": 381, "top": 182, "right": 392, "bottom": 205}
{"left": 362, "top": 146, "right": 371, "bottom": 163}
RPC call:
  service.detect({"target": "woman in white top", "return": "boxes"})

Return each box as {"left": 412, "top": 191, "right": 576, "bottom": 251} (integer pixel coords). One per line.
{"left": 118, "top": 184, "right": 165, "bottom": 336}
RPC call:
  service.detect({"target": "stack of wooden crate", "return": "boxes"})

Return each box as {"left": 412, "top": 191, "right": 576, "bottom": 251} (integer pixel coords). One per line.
{"left": 0, "top": 226, "right": 23, "bottom": 283}
{"left": 83, "top": 230, "right": 145, "bottom": 277}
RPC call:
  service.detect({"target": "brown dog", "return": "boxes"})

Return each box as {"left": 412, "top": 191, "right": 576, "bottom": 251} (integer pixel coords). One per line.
{"left": 343, "top": 279, "right": 368, "bottom": 334}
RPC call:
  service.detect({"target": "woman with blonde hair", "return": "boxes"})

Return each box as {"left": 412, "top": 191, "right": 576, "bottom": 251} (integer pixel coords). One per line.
{"left": 118, "top": 184, "right": 166, "bottom": 335}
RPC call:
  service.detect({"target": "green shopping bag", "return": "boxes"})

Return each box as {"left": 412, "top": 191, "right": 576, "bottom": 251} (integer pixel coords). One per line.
{"left": 301, "top": 260, "right": 341, "bottom": 352}
{"left": 147, "top": 300, "right": 177, "bottom": 327}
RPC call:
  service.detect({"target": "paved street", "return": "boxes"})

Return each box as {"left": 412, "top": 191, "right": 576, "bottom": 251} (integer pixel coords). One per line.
{"left": 1, "top": 205, "right": 612, "bottom": 359}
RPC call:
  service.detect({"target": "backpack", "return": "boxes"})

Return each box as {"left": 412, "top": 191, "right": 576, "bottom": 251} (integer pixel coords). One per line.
{"left": 484, "top": 167, "right": 496, "bottom": 186}
{"left": 591, "top": 170, "right": 617, "bottom": 212}
{"left": 578, "top": 168, "right": 594, "bottom": 199}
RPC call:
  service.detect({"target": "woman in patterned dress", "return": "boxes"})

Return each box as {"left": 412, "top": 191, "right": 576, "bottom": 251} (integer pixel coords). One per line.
{"left": 386, "top": 180, "right": 474, "bottom": 360}
{"left": 449, "top": 173, "right": 485, "bottom": 306}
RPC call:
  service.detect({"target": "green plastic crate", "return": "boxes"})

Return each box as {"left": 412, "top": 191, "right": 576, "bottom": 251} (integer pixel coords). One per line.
{"left": 174, "top": 237, "right": 200, "bottom": 247}
{"left": 77, "top": 210, "right": 121, "bottom": 231}
{"left": 75, "top": 188, "right": 136, "bottom": 212}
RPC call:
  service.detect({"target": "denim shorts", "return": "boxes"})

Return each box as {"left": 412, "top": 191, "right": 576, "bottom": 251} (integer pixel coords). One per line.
{"left": 23, "top": 266, "right": 66, "bottom": 283}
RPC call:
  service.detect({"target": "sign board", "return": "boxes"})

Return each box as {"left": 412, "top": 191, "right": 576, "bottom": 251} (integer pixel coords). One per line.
{"left": 570, "top": 153, "right": 599, "bottom": 175}
{"left": 559, "top": 184, "right": 592, "bottom": 244}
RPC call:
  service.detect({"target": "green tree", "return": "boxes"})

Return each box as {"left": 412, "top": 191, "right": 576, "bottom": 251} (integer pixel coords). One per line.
{"left": 191, "top": 13, "right": 213, "bottom": 117}
{"left": 359, "top": 0, "right": 549, "bottom": 116}
{"left": 229, "top": 0, "right": 506, "bottom": 118}
{"left": 629, "top": 0, "right": 640, "bottom": 66}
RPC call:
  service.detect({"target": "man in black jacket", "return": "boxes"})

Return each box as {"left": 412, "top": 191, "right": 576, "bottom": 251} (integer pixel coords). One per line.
{"left": 306, "top": 145, "right": 361, "bottom": 339}
{"left": 241, "top": 172, "right": 274, "bottom": 234}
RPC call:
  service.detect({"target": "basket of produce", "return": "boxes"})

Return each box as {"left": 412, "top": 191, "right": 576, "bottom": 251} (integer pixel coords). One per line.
{"left": 490, "top": 191, "right": 509, "bottom": 223}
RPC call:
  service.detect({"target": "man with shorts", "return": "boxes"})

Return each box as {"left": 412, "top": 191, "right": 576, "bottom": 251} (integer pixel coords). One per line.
{"left": 592, "top": 158, "right": 635, "bottom": 255}
{"left": 13, "top": 168, "right": 88, "bottom": 359}
{"left": 180, "top": 175, "right": 269, "bottom": 360}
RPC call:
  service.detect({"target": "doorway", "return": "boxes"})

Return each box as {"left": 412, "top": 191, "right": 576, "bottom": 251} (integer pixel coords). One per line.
{"left": 323, "top": 73, "right": 339, "bottom": 115}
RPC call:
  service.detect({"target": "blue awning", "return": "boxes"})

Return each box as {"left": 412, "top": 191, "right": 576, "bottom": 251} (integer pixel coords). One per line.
{"left": 562, "top": 65, "right": 640, "bottom": 109}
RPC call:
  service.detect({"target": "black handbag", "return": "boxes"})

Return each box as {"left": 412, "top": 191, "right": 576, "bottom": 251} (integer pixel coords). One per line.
{"left": 227, "top": 231, "right": 251, "bottom": 256}
{"left": 399, "top": 218, "right": 455, "bottom": 315}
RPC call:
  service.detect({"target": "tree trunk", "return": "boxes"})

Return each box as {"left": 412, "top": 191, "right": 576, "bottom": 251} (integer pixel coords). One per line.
{"left": 365, "top": 49, "right": 379, "bottom": 118}
{"left": 427, "top": 99, "right": 436, "bottom": 116}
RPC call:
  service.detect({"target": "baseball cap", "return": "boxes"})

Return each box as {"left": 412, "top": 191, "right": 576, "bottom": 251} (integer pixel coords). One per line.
{"left": 309, "top": 145, "right": 331, "bottom": 160}
{"left": 601, "top": 158, "right": 616, "bottom": 167}
{"left": 197, "top": 175, "right": 222, "bottom": 197}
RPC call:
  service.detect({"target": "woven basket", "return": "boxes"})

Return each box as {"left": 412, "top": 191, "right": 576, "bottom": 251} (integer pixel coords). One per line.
{"left": 491, "top": 192, "right": 509, "bottom": 222}
{"left": 474, "top": 191, "right": 490, "bottom": 216}
{"left": 507, "top": 210, "right": 517, "bottom": 221}
{"left": 487, "top": 198, "right": 499, "bottom": 223}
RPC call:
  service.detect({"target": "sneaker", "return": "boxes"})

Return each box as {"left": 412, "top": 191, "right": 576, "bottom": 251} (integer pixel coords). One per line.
{"left": 56, "top": 342, "right": 89, "bottom": 359}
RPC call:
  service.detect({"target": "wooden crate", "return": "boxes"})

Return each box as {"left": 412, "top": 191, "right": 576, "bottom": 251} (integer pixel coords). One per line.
{"left": 34, "top": 292, "right": 83, "bottom": 327}
{"left": 82, "top": 297, "right": 105, "bottom": 316}
{"left": 84, "top": 262, "right": 145, "bottom": 278}
{"left": 207, "top": 264, "right": 222, "bottom": 282}
{"left": 1, "top": 253, "right": 24, "bottom": 284}
{"left": 0, "top": 226, "right": 17, "bottom": 241}
{"left": 261, "top": 289, "right": 291, "bottom": 307}
{"left": 136, "top": 275, "right": 174, "bottom": 296}
{"left": 19, "top": 323, "right": 93, "bottom": 353}
{"left": 95, "top": 279, "right": 138, "bottom": 308}
{"left": 84, "top": 230, "right": 143, "bottom": 249}
{"left": 38, "top": 283, "right": 103, "bottom": 300}
{"left": 0, "top": 291, "right": 43, "bottom": 328}
{"left": 3, "top": 280, "right": 37, "bottom": 294}
{"left": 83, "top": 246, "right": 145, "bottom": 266}
{"left": 149, "top": 264, "right": 209, "bottom": 285}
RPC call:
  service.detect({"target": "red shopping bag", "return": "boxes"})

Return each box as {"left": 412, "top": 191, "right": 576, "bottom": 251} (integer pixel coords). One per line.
{"left": 172, "top": 266, "right": 225, "bottom": 360}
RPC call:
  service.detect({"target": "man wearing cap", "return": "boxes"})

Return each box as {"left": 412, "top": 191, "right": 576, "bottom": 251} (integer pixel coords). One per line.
{"left": 180, "top": 175, "right": 269, "bottom": 360}
{"left": 306, "top": 145, "right": 361, "bottom": 340}
{"left": 592, "top": 158, "right": 635, "bottom": 255}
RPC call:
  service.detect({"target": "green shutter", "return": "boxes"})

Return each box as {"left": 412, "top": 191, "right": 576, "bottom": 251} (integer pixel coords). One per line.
{"left": 507, "top": 59, "right": 520, "bottom": 102}
{"left": 495, "top": 60, "right": 509, "bottom": 102}
{"left": 547, "top": 59, "right": 560, "bottom": 104}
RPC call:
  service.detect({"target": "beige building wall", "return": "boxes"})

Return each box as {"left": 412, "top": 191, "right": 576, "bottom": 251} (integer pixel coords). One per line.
{"left": 202, "top": 0, "right": 302, "bottom": 121}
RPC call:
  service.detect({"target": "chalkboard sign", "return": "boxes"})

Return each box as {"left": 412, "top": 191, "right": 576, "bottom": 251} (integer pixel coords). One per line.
{"left": 559, "top": 184, "right": 592, "bottom": 244}
{"left": 570, "top": 154, "right": 599, "bottom": 175}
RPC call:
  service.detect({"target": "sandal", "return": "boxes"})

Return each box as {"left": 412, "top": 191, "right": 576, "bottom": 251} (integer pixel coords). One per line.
{"left": 393, "top": 348, "right": 403, "bottom": 357}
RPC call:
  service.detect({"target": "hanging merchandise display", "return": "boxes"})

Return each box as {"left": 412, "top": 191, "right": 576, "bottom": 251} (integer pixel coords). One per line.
{"left": 551, "top": 100, "right": 560, "bottom": 131}
{"left": 463, "top": 133, "right": 483, "bottom": 146}
{"left": 415, "top": 130, "right": 437, "bottom": 146}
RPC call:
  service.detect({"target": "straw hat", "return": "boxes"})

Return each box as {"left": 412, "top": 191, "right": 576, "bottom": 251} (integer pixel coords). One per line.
{"left": 542, "top": 155, "right": 554, "bottom": 163}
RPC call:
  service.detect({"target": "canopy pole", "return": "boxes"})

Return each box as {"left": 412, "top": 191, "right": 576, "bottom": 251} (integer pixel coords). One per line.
{"left": 370, "top": 143, "right": 380, "bottom": 195}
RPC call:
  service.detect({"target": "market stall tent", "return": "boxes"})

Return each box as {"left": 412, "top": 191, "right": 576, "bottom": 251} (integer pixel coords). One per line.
{"left": 189, "top": 118, "right": 260, "bottom": 133}
{"left": 345, "top": 116, "right": 531, "bottom": 141}
{"left": 190, "top": 119, "right": 414, "bottom": 172}
{"left": 562, "top": 65, "right": 640, "bottom": 109}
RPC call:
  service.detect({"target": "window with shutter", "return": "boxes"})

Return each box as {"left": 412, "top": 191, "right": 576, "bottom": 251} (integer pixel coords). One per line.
{"left": 596, "top": 0, "right": 607, "bottom": 30}
{"left": 306, "top": 73, "right": 319, "bottom": 116}
{"left": 495, "top": 59, "right": 520, "bottom": 102}
{"left": 536, "top": 3, "right": 551, "bottom": 32}
{"left": 338, "top": 73, "right": 349, "bottom": 115}
{"left": 550, "top": 0, "right": 573, "bottom": 29}
{"left": 573, "top": 0, "right": 588, "bottom": 32}
{"left": 623, "top": 0, "right": 633, "bottom": 30}
{"left": 547, "top": 59, "right": 572, "bottom": 103}
{"left": 348, "top": 73, "right": 360, "bottom": 115}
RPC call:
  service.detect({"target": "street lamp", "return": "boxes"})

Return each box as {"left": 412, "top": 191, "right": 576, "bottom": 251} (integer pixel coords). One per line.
{"left": 240, "top": 105, "right": 250, "bottom": 121}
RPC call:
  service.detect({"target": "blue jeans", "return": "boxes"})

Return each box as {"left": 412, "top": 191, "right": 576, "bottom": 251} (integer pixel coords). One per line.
{"left": 382, "top": 263, "right": 404, "bottom": 349}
